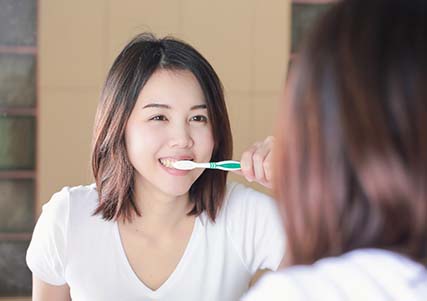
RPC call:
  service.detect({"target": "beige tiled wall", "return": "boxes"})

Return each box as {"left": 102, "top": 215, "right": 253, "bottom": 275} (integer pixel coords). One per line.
{"left": 37, "top": 0, "right": 291, "bottom": 211}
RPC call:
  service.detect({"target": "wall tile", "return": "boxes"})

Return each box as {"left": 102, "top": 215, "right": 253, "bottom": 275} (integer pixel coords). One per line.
{"left": 182, "top": 0, "right": 254, "bottom": 93}
{"left": 0, "top": 240, "right": 31, "bottom": 296}
{"left": 0, "top": 180, "right": 34, "bottom": 232}
{"left": 39, "top": 0, "right": 106, "bottom": 89}
{"left": 252, "top": 92, "right": 280, "bottom": 141}
{"left": 0, "top": 53, "right": 36, "bottom": 107}
{"left": 0, "top": 117, "right": 35, "bottom": 169}
{"left": 38, "top": 88, "right": 97, "bottom": 212}
{"left": 253, "top": 0, "right": 290, "bottom": 93}
{"left": 0, "top": 0, "right": 36, "bottom": 46}
{"left": 107, "top": 0, "right": 182, "bottom": 68}
{"left": 225, "top": 92, "right": 254, "bottom": 159}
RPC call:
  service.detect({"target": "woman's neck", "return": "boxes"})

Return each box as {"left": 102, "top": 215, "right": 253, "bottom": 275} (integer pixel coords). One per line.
{"left": 129, "top": 180, "right": 194, "bottom": 235}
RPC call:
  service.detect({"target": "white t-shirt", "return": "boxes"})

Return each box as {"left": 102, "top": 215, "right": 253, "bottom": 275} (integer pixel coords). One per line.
{"left": 242, "top": 248, "right": 427, "bottom": 301}
{"left": 26, "top": 182, "right": 285, "bottom": 301}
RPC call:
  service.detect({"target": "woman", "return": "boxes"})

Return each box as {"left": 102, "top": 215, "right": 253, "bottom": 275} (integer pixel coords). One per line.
{"left": 26, "top": 33, "right": 285, "bottom": 300}
{"left": 243, "top": 0, "right": 427, "bottom": 300}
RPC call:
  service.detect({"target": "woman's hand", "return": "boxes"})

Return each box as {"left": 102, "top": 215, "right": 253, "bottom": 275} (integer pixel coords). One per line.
{"left": 234, "top": 136, "right": 275, "bottom": 188}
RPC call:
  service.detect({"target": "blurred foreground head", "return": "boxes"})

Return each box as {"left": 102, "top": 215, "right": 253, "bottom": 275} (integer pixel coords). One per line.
{"left": 274, "top": 0, "right": 427, "bottom": 266}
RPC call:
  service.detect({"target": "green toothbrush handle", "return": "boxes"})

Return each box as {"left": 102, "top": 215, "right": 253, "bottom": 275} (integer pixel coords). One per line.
{"left": 210, "top": 160, "right": 241, "bottom": 171}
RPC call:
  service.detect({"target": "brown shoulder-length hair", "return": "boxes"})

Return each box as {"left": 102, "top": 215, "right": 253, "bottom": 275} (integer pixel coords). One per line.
{"left": 274, "top": 0, "right": 427, "bottom": 266}
{"left": 92, "top": 33, "right": 232, "bottom": 222}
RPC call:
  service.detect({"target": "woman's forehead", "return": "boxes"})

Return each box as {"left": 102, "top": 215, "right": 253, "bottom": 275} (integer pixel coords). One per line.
{"left": 137, "top": 69, "right": 207, "bottom": 108}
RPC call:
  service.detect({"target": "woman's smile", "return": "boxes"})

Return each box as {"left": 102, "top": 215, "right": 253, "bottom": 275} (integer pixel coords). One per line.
{"left": 158, "top": 157, "right": 194, "bottom": 176}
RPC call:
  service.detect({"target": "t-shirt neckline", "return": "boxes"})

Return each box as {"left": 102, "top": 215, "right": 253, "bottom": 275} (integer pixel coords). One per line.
{"left": 113, "top": 215, "right": 201, "bottom": 298}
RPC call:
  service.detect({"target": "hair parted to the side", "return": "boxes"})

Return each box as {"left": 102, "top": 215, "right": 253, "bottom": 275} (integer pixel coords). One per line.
{"left": 92, "top": 33, "right": 232, "bottom": 223}
{"left": 274, "top": 0, "right": 427, "bottom": 266}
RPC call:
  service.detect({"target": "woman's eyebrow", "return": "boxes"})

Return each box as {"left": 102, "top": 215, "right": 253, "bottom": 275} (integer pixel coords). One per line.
{"left": 142, "top": 103, "right": 170, "bottom": 109}
{"left": 191, "top": 104, "right": 207, "bottom": 110}
{"left": 142, "top": 103, "right": 207, "bottom": 110}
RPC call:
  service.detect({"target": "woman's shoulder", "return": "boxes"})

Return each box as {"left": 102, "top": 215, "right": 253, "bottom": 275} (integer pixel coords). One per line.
{"left": 26, "top": 184, "right": 99, "bottom": 285}
{"left": 42, "top": 183, "right": 98, "bottom": 221}
{"left": 46, "top": 183, "right": 97, "bottom": 204}
{"left": 223, "top": 181, "right": 275, "bottom": 212}
{"left": 213, "top": 182, "right": 285, "bottom": 273}
{"left": 312, "top": 248, "right": 427, "bottom": 283}
{"left": 220, "top": 181, "right": 281, "bottom": 225}
{"left": 278, "top": 249, "right": 427, "bottom": 288}
{"left": 242, "top": 270, "right": 304, "bottom": 301}
{"left": 66, "top": 183, "right": 98, "bottom": 210}
{"left": 244, "top": 249, "right": 427, "bottom": 301}
{"left": 242, "top": 255, "right": 359, "bottom": 301}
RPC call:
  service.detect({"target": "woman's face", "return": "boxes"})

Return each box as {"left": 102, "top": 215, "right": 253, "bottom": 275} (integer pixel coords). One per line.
{"left": 125, "top": 69, "right": 214, "bottom": 198}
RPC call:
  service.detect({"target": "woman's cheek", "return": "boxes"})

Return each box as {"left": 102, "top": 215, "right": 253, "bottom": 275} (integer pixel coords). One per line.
{"left": 199, "top": 128, "right": 214, "bottom": 160}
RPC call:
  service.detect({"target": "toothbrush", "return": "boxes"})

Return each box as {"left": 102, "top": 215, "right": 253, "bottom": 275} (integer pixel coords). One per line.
{"left": 172, "top": 160, "right": 241, "bottom": 171}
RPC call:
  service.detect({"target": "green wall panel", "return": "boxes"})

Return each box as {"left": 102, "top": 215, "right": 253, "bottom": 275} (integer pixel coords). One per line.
{"left": 0, "top": 0, "right": 37, "bottom": 46}
{"left": 0, "top": 116, "right": 35, "bottom": 169}
{"left": 0, "top": 240, "right": 32, "bottom": 296}
{"left": 0, "top": 53, "right": 36, "bottom": 107}
{"left": 0, "top": 180, "right": 34, "bottom": 232}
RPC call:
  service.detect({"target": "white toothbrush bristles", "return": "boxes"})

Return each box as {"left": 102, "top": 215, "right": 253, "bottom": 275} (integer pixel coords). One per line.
{"left": 160, "top": 158, "right": 195, "bottom": 170}
{"left": 172, "top": 160, "right": 194, "bottom": 170}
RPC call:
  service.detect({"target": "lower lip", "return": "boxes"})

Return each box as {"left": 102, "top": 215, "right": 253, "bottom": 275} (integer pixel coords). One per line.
{"left": 159, "top": 161, "right": 191, "bottom": 176}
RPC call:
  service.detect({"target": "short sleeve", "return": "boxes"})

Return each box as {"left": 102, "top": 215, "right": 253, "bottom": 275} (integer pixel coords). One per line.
{"left": 26, "top": 187, "right": 70, "bottom": 285}
{"left": 225, "top": 183, "right": 286, "bottom": 274}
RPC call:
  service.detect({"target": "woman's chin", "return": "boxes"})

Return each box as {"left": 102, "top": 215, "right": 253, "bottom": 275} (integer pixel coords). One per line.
{"left": 159, "top": 184, "right": 192, "bottom": 199}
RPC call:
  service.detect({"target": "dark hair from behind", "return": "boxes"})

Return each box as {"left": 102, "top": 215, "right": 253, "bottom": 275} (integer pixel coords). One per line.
{"left": 92, "top": 33, "right": 233, "bottom": 223}
{"left": 274, "top": 0, "right": 427, "bottom": 266}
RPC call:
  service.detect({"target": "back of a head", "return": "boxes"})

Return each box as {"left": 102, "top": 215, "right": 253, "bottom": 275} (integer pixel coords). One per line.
{"left": 274, "top": 0, "right": 427, "bottom": 266}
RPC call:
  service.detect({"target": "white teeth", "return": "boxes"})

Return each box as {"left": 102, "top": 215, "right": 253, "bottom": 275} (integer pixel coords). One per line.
{"left": 160, "top": 158, "right": 177, "bottom": 168}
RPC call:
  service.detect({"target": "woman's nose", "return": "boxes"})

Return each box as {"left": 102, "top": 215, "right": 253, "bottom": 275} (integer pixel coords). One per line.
{"left": 168, "top": 125, "right": 194, "bottom": 148}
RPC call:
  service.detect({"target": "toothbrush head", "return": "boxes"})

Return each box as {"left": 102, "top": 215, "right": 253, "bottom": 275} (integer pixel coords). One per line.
{"left": 160, "top": 159, "right": 195, "bottom": 170}
{"left": 172, "top": 160, "right": 195, "bottom": 170}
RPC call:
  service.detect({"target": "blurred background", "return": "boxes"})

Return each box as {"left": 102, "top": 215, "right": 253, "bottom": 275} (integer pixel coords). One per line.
{"left": 0, "top": 0, "right": 336, "bottom": 299}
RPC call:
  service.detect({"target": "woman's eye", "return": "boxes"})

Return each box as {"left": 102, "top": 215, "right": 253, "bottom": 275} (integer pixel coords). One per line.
{"left": 190, "top": 115, "right": 208, "bottom": 123}
{"left": 150, "top": 115, "right": 167, "bottom": 121}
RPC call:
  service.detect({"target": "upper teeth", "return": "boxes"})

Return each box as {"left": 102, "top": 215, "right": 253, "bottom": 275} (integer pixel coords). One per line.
{"left": 160, "top": 158, "right": 177, "bottom": 168}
